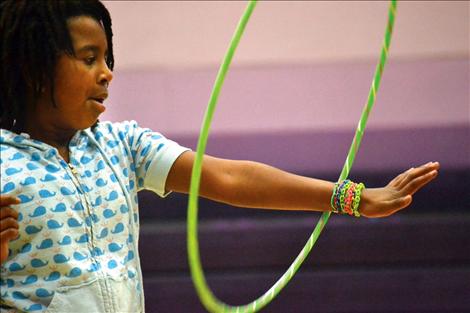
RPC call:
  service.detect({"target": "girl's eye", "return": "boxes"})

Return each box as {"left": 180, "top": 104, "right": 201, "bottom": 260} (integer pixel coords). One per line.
{"left": 84, "top": 56, "right": 96, "bottom": 65}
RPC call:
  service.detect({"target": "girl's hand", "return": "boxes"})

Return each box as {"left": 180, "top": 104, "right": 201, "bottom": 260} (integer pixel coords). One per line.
{"left": 0, "top": 195, "right": 20, "bottom": 264}
{"left": 359, "top": 162, "right": 440, "bottom": 218}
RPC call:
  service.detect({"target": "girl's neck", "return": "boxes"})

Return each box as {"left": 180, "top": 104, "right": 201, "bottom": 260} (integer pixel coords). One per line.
{"left": 22, "top": 123, "right": 73, "bottom": 163}
{"left": 22, "top": 100, "right": 75, "bottom": 160}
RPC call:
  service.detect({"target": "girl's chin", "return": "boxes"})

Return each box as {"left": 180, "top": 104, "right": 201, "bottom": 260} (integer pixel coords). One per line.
{"left": 79, "top": 116, "right": 100, "bottom": 130}
{"left": 89, "top": 99, "right": 106, "bottom": 113}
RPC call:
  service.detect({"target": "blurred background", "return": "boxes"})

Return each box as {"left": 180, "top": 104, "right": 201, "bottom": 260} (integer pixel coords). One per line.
{"left": 102, "top": 1, "right": 469, "bottom": 312}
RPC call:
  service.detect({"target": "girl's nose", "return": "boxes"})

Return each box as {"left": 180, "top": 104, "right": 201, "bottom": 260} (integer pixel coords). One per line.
{"left": 99, "top": 62, "right": 113, "bottom": 86}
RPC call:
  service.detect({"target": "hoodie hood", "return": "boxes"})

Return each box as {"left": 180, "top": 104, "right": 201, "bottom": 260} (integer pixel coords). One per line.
{"left": 0, "top": 128, "right": 52, "bottom": 151}
{"left": 0, "top": 128, "right": 89, "bottom": 153}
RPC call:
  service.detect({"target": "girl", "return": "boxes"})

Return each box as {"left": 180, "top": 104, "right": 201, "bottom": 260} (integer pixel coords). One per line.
{"left": 0, "top": 1, "right": 439, "bottom": 312}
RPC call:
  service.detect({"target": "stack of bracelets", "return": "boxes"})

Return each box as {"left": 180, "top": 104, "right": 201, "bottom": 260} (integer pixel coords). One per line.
{"left": 331, "top": 180, "right": 365, "bottom": 217}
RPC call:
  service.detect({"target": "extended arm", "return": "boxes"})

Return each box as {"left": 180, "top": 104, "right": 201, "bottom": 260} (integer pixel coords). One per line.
{"left": 166, "top": 151, "right": 439, "bottom": 218}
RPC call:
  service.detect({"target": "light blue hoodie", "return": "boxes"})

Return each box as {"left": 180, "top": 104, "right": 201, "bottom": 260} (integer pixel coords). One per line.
{"left": 0, "top": 121, "right": 188, "bottom": 313}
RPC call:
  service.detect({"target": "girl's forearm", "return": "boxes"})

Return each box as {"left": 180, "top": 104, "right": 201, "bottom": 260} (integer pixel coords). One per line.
{"left": 217, "top": 160, "right": 335, "bottom": 212}
{"left": 167, "top": 152, "right": 335, "bottom": 212}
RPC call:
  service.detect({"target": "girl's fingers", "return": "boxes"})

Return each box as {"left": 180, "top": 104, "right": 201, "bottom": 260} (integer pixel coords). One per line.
{"left": 0, "top": 195, "right": 21, "bottom": 207}
{"left": 397, "top": 162, "right": 439, "bottom": 189}
{"left": 0, "top": 228, "right": 19, "bottom": 241}
{"left": 393, "top": 166, "right": 421, "bottom": 188}
{"left": 0, "top": 207, "right": 19, "bottom": 220}
{"left": 402, "top": 170, "right": 438, "bottom": 196}
{"left": 0, "top": 217, "right": 19, "bottom": 232}
{"left": 388, "top": 171, "right": 408, "bottom": 187}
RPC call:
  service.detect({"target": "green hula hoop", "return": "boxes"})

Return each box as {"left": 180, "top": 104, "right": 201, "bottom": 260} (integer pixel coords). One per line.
{"left": 187, "top": 1, "right": 397, "bottom": 312}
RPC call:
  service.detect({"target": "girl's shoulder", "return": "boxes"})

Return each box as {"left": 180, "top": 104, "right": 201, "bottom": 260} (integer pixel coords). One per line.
{"left": 90, "top": 120, "right": 166, "bottom": 147}
{"left": 91, "top": 120, "right": 140, "bottom": 137}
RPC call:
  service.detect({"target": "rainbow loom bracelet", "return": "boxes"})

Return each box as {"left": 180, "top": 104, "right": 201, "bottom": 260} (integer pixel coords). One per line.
{"left": 331, "top": 180, "right": 365, "bottom": 217}
{"left": 339, "top": 180, "right": 352, "bottom": 213}
{"left": 330, "top": 182, "right": 340, "bottom": 212}
{"left": 343, "top": 182, "right": 356, "bottom": 215}
{"left": 331, "top": 179, "right": 350, "bottom": 213}
{"left": 339, "top": 180, "right": 350, "bottom": 213}
{"left": 352, "top": 182, "right": 365, "bottom": 217}
{"left": 332, "top": 179, "right": 347, "bottom": 213}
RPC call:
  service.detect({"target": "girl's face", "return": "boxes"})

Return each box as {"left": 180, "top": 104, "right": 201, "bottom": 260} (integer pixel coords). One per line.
{"left": 30, "top": 15, "right": 113, "bottom": 132}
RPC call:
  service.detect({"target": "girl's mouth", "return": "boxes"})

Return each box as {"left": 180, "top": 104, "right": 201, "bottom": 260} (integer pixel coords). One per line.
{"left": 90, "top": 96, "right": 105, "bottom": 103}
{"left": 89, "top": 98, "right": 106, "bottom": 113}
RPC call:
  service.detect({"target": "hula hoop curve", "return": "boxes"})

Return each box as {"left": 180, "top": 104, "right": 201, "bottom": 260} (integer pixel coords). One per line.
{"left": 188, "top": 1, "right": 397, "bottom": 312}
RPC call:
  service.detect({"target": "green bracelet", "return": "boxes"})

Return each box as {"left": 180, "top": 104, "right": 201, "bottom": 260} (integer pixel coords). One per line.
{"left": 330, "top": 182, "right": 340, "bottom": 213}
{"left": 352, "top": 183, "right": 365, "bottom": 217}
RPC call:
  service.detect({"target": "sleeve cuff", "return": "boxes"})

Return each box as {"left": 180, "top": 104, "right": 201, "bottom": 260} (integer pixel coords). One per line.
{"left": 144, "top": 143, "right": 190, "bottom": 197}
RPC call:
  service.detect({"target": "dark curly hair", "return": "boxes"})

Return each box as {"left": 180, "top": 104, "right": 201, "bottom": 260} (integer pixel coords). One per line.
{"left": 0, "top": 0, "right": 114, "bottom": 132}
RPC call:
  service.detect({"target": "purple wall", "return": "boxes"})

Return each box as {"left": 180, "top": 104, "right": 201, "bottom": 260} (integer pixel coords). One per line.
{"left": 103, "top": 57, "right": 469, "bottom": 172}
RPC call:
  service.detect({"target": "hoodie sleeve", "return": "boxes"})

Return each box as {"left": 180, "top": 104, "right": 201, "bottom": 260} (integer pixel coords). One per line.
{"left": 101, "top": 121, "right": 190, "bottom": 197}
